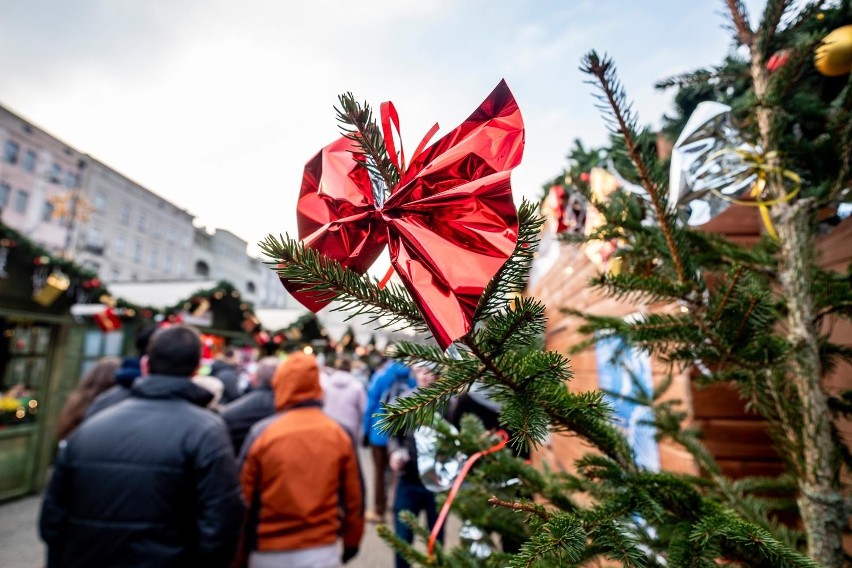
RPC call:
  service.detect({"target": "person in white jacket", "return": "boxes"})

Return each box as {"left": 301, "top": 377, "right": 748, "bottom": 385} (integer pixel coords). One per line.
{"left": 320, "top": 355, "right": 367, "bottom": 438}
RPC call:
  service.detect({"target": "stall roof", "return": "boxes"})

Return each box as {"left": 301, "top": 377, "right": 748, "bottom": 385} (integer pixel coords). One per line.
{"left": 255, "top": 308, "right": 308, "bottom": 331}
{"left": 109, "top": 280, "right": 219, "bottom": 310}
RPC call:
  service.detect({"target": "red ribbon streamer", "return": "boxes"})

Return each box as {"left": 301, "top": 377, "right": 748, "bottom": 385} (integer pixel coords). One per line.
{"left": 427, "top": 430, "right": 509, "bottom": 557}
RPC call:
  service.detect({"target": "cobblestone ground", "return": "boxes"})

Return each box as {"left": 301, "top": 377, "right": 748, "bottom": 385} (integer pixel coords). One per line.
{"left": 0, "top": 448, "right": 460, "bottom": 567}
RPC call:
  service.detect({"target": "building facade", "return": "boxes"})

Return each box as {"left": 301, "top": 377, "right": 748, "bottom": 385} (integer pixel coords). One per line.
{"left": 72, "top": 157, "right": 195, "bottom": 283}
{"left": 191, "top": 227, "right": 289, "bottom": 308}
{"left": 0, "top": 102, "right": 289, "bottom": 308}
{"left": 0, "top": 105, "right": 85, "bottom": 256}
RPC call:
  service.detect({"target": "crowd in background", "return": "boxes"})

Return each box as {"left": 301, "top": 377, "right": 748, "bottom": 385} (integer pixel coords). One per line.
{"left": 40, "top": 324, "right": 505, "bottom": 568}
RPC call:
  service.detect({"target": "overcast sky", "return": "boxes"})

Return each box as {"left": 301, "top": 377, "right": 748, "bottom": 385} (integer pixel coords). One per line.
{"left": 0, "top": 1, "right": 759, "bottom": 258}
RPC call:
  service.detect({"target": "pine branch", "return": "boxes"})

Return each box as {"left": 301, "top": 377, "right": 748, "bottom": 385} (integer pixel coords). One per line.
{"left": 489, "top": 496, "right": 551, "bottom": 521}
{"left": 258, "top": 233, "right": 425, "bottom": 331}
{"left": 756, "top": 0, "right": 792, "bottom": 55}
{"left": 725, "top": 0, "right": 756, "bottom": 46}
{"left": 335, "top": 92, "right": 399, "bottom": 191}
{"left": 475, "top": 200, "right": 543, "bottom": 320}
{"left": 581, "top": 52, "right": 688, "bottom": 285}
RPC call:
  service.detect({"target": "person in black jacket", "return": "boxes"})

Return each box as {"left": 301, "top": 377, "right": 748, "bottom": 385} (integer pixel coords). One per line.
{"left": 39, "top": 325, "right": 245, "bottom": 568}
{"left": 219, "top": 355, "right": 280, "bottom": 453}
{"left": 210, "top": 348, "right": 242, "bottom": 403}
{"left": 84, "top": 324, "right": 156, "bottom": 419}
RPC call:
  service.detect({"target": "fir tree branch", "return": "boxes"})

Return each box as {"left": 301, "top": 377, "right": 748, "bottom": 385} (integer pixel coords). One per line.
{"left": 259, "top": 233, "right": 425, "bottom": 331}
{"left": 488, "top": 496, "right": 551, "bottom": 521}
{"left": 725, "top": 0, "right": 756, "bottom": 46}
{"left": 756, "top": 0, "right": 792, "bottom": 55}
{"left": 335, "top": 92, "right": 399, "bottom": 191}
{"left": 475, "top": 200, "right": 543, "bottom": 320}
{"left": 581, "top": 52, "right": 688, "bottom": 285}
{"left": 712, "top": 266, "right": 745, "bottom": 321}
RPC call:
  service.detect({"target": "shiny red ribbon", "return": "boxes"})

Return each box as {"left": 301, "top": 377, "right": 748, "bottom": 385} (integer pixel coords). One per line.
{"left": 428, "top": 430, "right": 509, "bottom": 557}
{"left": 282, "top": 80, "right": 525, "bottom": 349}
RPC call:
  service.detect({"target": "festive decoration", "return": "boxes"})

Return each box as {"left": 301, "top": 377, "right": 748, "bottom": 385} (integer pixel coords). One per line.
{"left": 93, "top": 307, "right": 122, "bottom": 332}
{"left": 281, "top": 80, "right": 524, "bottom": 349}
{"left": 428, "top": 430, "right": 508, "bottom": 556}
{"left": 414, "top": 419, "right": 466, "bottom": 493}
{"left": 583, "top": 168, "right": 624, "bottom": 276}
{"left": 814, "top": 25, "right": 852, "bottom": 77}
{"left": 669, "top": 101, "right": 800, "bottom": 238}
{"left": 192, "top": 298, "right": 211, "bottom": 318}
{"left": 458, "top": 521, "right": 494, "bottom": 559}
{"left": 33, "top": 271, "right": 70, "bottom": 307}
{"left": 766, "top": 49, "right": 790, "bottom": 72}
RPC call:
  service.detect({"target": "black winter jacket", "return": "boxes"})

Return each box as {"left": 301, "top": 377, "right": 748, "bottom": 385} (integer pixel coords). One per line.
{"left": 219, "top": 385, "right": 275, "bottom": 454}
{"left": 39, "top": 375, "right": 245, "bottom": 568}
{"left": 210, "top": 361, "right": 241, "bottom": 403}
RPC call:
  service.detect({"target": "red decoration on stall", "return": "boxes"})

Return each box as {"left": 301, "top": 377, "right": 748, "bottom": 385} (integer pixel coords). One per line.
{"left": 253, "top": 330, "right": 271, "bottom": 346}
{"left": 93, "top": 307, "right": 122, "bottom": 332}
{"left": 282, "top": 80, "right": 525, "bottom": 349}
{"left": 82, "top": 278, "right": 102, "bottom": 289}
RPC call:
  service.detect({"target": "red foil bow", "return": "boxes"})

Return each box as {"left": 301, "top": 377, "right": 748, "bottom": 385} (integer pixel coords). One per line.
{"left": 283, "top": 80, "right": 524, "bottom": 349}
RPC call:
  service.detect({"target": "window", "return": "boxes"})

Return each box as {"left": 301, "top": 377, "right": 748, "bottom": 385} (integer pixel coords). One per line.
{"left": 64, "top": 171, "right": 76, "bottom": 188}
{"left": 49, "top": 163, "right": 61, "bottom": 183}
{"left": 149, "top": 248, "right": 158, "bottom": 269}
{"left": 133, "top": 240, "right": 143, "bottom": 263}
{"left": 92, "top": 191, "right": 106, "bottom": 212}
{"left": 3, "top": 140, "right": 19, "bottom": 164}
{"left": 114, "top": 234, "right": 126, "bottom": 256}
{"left": 163, "top": 252, "right": 172, "bottom": 274}
{"left": 0, "top": 183, "right": 10, "bottom": 208}
{"left": 152, "top": 221, "right": 160, "bottom": 239}
{"left": 88, "top": 227, "right": 102, "bottom": 247}
{"left": 13, "top": 190, "right": 28, "bottom": 214}
{"left": 137, "top": 211, "right": 147, "bottom": 232}
{"left": 246, "top": 281, "right": 256, "bottom": 294}
{"left": 22, "top": 150, "right": 36, "bottom": 172}
{"left": 167, "top": 226, "right": 176, "bottom": 245}
{"left": 41, "top": 200, "right": 55, "bottom": 222}
{"left": 120, "top": 203, "right": 131, "bottom": 224}
{"left": 195, "top": 260, "right": 210, "bottom": 277}
{"left": 110, "top": 267, "right": 121, "bottom": 281}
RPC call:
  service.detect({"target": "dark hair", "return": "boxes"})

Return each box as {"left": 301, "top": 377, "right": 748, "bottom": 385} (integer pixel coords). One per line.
{"left": 134, "top": 325, "right": 157, "bottom": 356}
{"left": 335, "top": 355, "right": 352, "bottom": 372}
{"left": 56, "top": 357, "right": 121, "bottom": 440}
{"left": 147, "top": 325, "right": 201, "bottom": 377}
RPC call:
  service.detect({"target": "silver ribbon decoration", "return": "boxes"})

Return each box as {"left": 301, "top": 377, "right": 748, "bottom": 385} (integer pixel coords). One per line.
{"left": 415, "top": 417, "right": 466, "bottom": 493}
{"left": 668, "top": 101, "right": 759, "bottom": 226}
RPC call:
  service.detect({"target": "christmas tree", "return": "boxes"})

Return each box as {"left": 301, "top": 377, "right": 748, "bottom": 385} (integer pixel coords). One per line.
{"left": 261, "top": 1, "right": 849, "bottom": 565}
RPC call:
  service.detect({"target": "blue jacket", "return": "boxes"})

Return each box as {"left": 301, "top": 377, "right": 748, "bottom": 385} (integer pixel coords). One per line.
{"left": 363, "top": 363, "right": 414, "bottom": 447}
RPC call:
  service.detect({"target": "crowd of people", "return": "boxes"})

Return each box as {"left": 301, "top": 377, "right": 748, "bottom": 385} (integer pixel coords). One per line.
{"left": 39, "top": 323, "right": 501, "bottom": 568}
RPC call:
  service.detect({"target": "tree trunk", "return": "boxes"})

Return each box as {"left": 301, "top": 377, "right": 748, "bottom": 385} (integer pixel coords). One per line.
{"left": 775, "top": 199, "right": 845, "bottom": 568}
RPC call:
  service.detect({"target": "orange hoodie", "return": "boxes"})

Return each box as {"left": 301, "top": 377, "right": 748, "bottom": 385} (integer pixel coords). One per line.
{"left": 240, "top": 353, "right": 364, "bottom": 552}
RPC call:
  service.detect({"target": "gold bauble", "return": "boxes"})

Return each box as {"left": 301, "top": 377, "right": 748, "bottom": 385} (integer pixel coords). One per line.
{"left": 815, "top": 25, "right": 852, "bottom": 77}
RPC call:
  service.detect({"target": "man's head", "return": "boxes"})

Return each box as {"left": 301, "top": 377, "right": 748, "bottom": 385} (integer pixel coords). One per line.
{"left": 146, "top": 325, "right": 202, "bottom": 377}
{"left": 254, "top": 356, "right": 281, "bottom": 388}
{"left": 217, "top": 347, "right": 239, "bottom": 365}
{"left": 134, "top": 325, "right": 157, "bottom": 357}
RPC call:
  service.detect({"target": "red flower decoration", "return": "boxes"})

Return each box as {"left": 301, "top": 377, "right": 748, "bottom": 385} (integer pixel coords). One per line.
{"left": 282, "top": 80, "right": 525, "bottom": 348}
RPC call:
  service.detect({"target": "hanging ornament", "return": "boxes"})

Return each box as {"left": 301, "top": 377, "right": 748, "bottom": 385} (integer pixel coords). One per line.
{"left": 814, "top": 25, "right": 852, "bottom": 77}
{"left": 276, "top": 80, "right": 524, "bottom": 350}
{"left": 253, "top": 330, "right": 271, "bottom": 346}
{"left": 414, "top": 417, "right": 466, "bottom": 493}
{"left": 93, "top": 307, "right": 122, "bottom": 332}
{"left": 459, "top": 521, "right": 495, "bottom": 559}
{"left": 192, "top": 298, "right": 211, "bottom": 318}
{"left": 669, "top": 101, "right": 800, "bottom": 238}
{"left": 33, "top": 271, "right": 70, "bottom": 307}
{"left": 0, "top": 238, "right": 15, "bottom": 278}
{"left": 583, "top": 168, "right": 626, "bottom": 276}
{"left": 766, "top": 49, "right": 789, "bottom": 72}
{"left": 241, "top": 313, "right": 262, "bottom": 334}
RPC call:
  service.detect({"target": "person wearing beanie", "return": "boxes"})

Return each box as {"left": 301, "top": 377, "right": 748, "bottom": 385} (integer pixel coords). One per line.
{"left": 238, "top": 352, "right": 364, "bottom": 568}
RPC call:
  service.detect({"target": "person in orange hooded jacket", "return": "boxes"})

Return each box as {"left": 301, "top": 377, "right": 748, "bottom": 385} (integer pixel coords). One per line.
{"left": 238, "top": 352, "right": 364, "bottom": 568}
